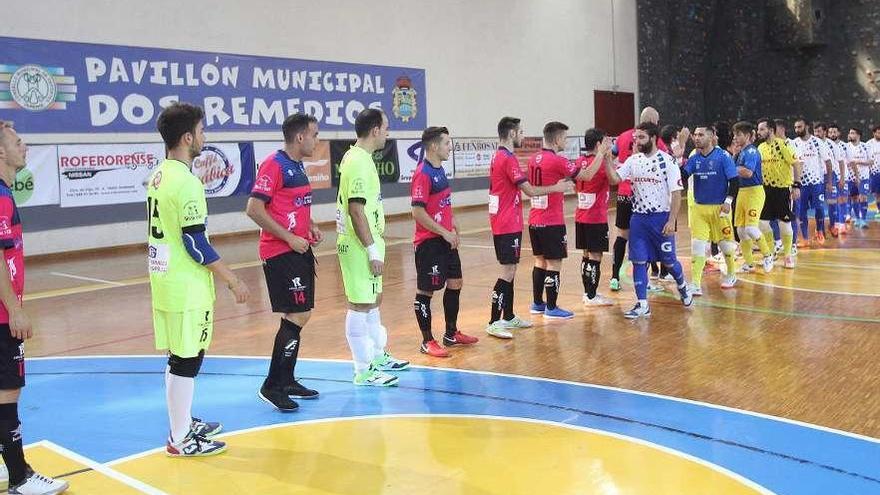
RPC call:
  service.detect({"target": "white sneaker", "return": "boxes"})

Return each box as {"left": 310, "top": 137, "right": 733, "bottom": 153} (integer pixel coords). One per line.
{"left": 0, "top": 463, "right": 7, "bottom": 490}
{"left": 791, "top": 245, "right": 798, "bottom": 256}
{"left": 166, "top": 430, "right": 228, "bottom": 457}
{"left": 720, "top": 275, "right": 737, "bottom": 289}
{"left": 7, "top": 469, "right": 69, "bottom": 495}
{"left": 582, "top": 293, "right": 614, "bottom": 306}
{"left": 660, "top": 274, "right": 675, "bottom": 282}
{"left": 502, "top": 315, "right": 533, "bottom": 328}
{"left": 485, "top": 321, "right": 513, "bottom": 339}
{"left": 688, "top": 283, "right": 703, "bottom": 296}
{"left": 784, "top": 255, "right": 796, "bottom": 269}
{"left": 762, "top": 256, "right": 774, "bottom": 273}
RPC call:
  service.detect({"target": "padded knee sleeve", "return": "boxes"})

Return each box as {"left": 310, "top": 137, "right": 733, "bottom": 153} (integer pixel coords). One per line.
{"left": 779, "top": 221, "right": 793, "bottom": 235}
{"left": 719, "top": 240, "right": 737, "bottom": 255}
{"left": 168, "top": 350, "right": 205, "bottom": 378}
{"left": 691, "top": 239, "right": 709, "bottom": 257}
{"left": 745, "top": 226, "right": 763, "bottom": 240}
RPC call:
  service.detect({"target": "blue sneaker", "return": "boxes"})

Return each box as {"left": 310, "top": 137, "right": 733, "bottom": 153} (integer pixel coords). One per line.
{"left": 543, "top": 307, "right": 574, "bottom": 319}
{"left": 529, "top": 302, "right": 546, "bottom": 314}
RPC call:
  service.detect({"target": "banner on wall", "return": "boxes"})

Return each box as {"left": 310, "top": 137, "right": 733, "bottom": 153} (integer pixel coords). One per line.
{"left": 14, "top": 145, "right": 59, "bottom": 207}
{"left": 252, "top": 141, "right": 332, "bottom": 190}
{"left": 515, "top": 137, "right": 543, "bottom": 171}
{"left": 58, "top": 142, "right": 254, "bottom": 207}
{"left": 396, "top": 139, "right": 452, "bottom": 182}
{"left": 0, "top": 36, "right": 427, "bottom": 134}
{"left": 452, "top": 138, "right": 497, "bottom": 178}
{"left": 329, "top": 140, "right": 399, "bottom": 186}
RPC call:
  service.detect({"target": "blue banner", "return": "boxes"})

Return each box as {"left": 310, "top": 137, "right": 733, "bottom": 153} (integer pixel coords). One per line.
{"left": 0, "top": 36, "right": 426, "bottom": 133}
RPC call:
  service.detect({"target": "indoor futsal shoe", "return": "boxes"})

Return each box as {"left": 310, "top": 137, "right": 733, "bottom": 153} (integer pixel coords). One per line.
{"left": 190, "top": 417, "right": 222, "bottom": 437}
{"left": 485, "top": 321, "right": 513, "bottom": 339}
{"left": 443, "top": 331, "right": 479, "bottom": 346}
{"left": 353, "top": 367, "right": 399, "bottom": 387}
{"left": 679, "top": 286, "right": 694, "bottom": 307}
{"left": 762, "top": 256, "right": 774, "bottom": 273}
{"left": 687, "top": 283, "right": 703, "bottom": 296}
{"left": 420, "top": 340, "right": 450, "bottom": 357}
{"left": 502, "top": 315, "right": 532, "bottom": 328}
{"left": 166, "top": 431, "right": 228, "bottom": 457}
{"left": 285, "top": 380, "right": 319, "bottom": 399}
{"left": 7, "top": 468, "right": 69, "bottom": 495}
{"left": 259, "top": 382, "right": 299, "bottom": 412}
{"left": 544, "top": 307, "right": 574, "bottom": 319}
{"left": 609, "top": 278, "right": 621, "bottom": 291}
{"left": 372, "top": 351, "right": 410, "bottom": 371}
{"left": 623, "top": 302, "right": 651, "bottom": 319}
{"left": 529, "top": 302, "right": 546, "bottom": 314}
{"left": 720, "top": 274, "right": 737, "bottom": 289}
{"left": 583, "top": 293, "right": 614, "bottom": 306}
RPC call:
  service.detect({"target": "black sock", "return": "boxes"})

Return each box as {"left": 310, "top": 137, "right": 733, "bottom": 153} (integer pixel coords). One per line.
{"left": 266, "top": 318, "right": 302, "bottom": 388}
{"left": 659, "top": 263, "right": 669, "bottom": 278}
{"left": 711, "top": 242, "right": 719, "bottom": 256}
{"left": 443, "top": 288, "right": 461, "bottom": 338}
{"left": 650, "top": 261, "right": 659, "bottom": 277}
{"left": 532, "top": 267, "right": 546, "bottom": 305}
{"left": 545, "top": 270, "right": 560, "bottom": 309}
{"left": 612, "top": 237, "right": 627, "bottom": 280}
{"left": 490, "top": 279, "right": 505, "bottom": 323}
{"left": 586, "top": 259, "right": 601, "bottom": 299}
{"left": 0, "top": 402, "right": 27, "bottom": 486}
{"left": 502, "top": 279, "right": 515, "bottom": 321}
{"left": 580, "top": 257, "right": 590, "bottom": 293}
{"left": 414, "top": 293, "right": 433, "bottom": 343}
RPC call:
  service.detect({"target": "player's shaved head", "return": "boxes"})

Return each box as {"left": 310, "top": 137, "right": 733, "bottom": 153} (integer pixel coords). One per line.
{"left": 639, "top": 107, "right": 660, "bottom": 125}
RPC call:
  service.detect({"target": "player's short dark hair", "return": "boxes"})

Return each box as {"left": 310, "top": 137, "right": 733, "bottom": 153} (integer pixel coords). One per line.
{"left": 794, "top": 117, "right": 809, "bottom": 128}
{"left": 814, "top": 122, "right": 827, "bottom": 132}
{"left": 636, "top": 122, "right": 660, "bottom": 139}
{"left": 871, "top": 124, "right": 880, "bottom": 133}
{"left": 757, "top": 117, "right": 771, "bottom": 128}
{"left": 732, "top": 121, "right": 755, "bottom": 136}
{"left": 583, "top": 128, "right": 606, "bottom": 151}
{"left": 498, "top": 117, "right": 521, "bottom": 140}
{"left": 355, "top": 108, "right": 385, "bottom": 138}
{"left": 542, "top": 121, "right": 569, "bottom": 141}
{"left": 157, "top": 102, "right": 204, "bottom": 149}
{"left": 421, "top": 126, "right": 449, "bottom": 146}
{"left": 850, "top": 127, "right": 862, "bottom": 136}
{"left": 696, "top": 124, "right": 717, "bottom": 135}
{"left": 282, "top": 113, "right": 318, "bottom": 143}
{"left": 827, "top": 122, "right": 840, "bottom": 131}
{"left": 659, "top": 125, "right": 679, "bottom": 146}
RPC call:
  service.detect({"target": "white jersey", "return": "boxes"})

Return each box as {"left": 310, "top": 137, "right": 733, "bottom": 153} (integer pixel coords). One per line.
{"left": 830, "top": 139, "right": 849, "bottom": 181}
{"left": 792, "top": 135, "right": 828, "bottom": 186}
{"left": 846, "top": 141, "right": 871, "bottom": 180}
{"left": 868, "top": 138, "right": 880, "bottom": 175}
{"left": 617, "top": 150, "right": 683, "bottom": 214}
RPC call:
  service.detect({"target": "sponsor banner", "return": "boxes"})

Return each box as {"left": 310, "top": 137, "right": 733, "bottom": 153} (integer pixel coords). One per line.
{"left": 252, "top": 141, "right": 332, "bottom": 190}
{"left": 329, "top": 140, "right": 399, "bottom": 186}
{"left": 515, "top": 137, "right": 543, "bottom": 171}
{"left": 58, "top": 143, "right": 164, "bottom": 207}
{"left": 14, "top": 145, "right": 59, "bottom": 207}
{"left": 396, "top": 139, "right": 452, "bottom": 182}
{"left": 58, "top": 142, "right": 253, "bottom": 207}
{"left": 451, "top": 138, "right": 497, "bottom": 178}
{"left": 0, "top": 36, "right": 426, "bottom": 133}
{"left": 192, "top": 142, "right": 254, "bottom": 198}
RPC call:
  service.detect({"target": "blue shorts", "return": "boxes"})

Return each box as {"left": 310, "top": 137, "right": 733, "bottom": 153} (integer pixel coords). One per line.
{"left": 828, "top": 181, "right": 838, "bottom": 202}
{"left": 871, "top": 173, "right": 880, "bottom": 194}
{"left": 629, "top": 212, "right": 677, "bottom": 264}
{"left": 860, "top": 179, "right": 870, "bottom": 196}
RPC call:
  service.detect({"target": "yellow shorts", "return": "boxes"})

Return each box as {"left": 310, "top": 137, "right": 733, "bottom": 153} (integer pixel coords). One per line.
{"left": 690, "top": 204, "right": 734, "bottom": 243}
{"left": 734, "top": 186, "right": 765, "bottom": 227}
{"left": 153, "top": 308, "right": 214, "bottom": 358}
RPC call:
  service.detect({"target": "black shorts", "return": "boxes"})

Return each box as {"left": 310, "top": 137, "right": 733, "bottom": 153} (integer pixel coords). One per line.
{"left": 415, "top": 237, "right": 462, "bottom": 292}
{"left": 760, "top": 186, "right": 793, "bottom": 222}
{"left": 493, "top": 232, "right": 522, "bottom": 265}
{"left": 575, "top": 222, "right": 609, "bottom": 252}
{"left": 614, "top": 195, "right": 633, "bottom": 230}
{"left": 262, "top": 249, "right": 316, "bottom": 314}
{"left": 0, "top": 325, "right": 24, "bottom": 390}
{"left": 528, "top": 225, "right": 568, "bottom": 260}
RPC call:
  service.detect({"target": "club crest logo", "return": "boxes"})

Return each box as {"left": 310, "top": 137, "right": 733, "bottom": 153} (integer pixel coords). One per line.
{"left": 392, "top": 76, "right": 418, "bottom": 123}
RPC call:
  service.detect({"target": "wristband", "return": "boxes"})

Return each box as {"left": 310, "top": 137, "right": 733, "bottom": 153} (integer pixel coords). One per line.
{"left": 365, "top": 243, "right": 382, "bottom": 262}
{"left": 792, "top": 182, "right": 802, "bottom": 189}
{"left": 723, "top": 197, "right": 733, "bottom": 205}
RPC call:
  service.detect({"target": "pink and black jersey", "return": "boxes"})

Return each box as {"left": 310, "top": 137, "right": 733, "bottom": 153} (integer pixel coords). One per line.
{"left": 251, "top": 150, "right": 313, "bottom": 260}
{"left": 411, "top": 160, "right": 454, "bottom": 247}
{"left": 574, "top": 154, "right": 611, "bottom": 224}
{"left": 527, "top": 149, "right": 579, "bottom": 226}
{"left": 0, "top": 180, "right": 24, "bottom": 325}
{"left": 489, "top": 147, "right": 528, "bottom": 235}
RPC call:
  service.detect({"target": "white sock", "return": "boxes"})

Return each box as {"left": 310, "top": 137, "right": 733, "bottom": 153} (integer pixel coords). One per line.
{"left": 638, "top": 299, "right": 648, "bottom": 309}
{"left": 345, "top": 310, "right": 374, "bottom": 373}
{"left": 366, "top": 308, "right": 387, "bottom": 358}
{"left": 165, "top": 366, "right": 194, "bottom": 443}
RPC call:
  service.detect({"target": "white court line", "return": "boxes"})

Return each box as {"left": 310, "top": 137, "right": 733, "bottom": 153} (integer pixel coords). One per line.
{"left": 737, "top": 277, "right": 880, "bottom": 298}
{"left": 104, "top": 414, "right": 775, "bottom": 494}
{"left": 26, "top": 355, "right": 880, "bottom": 445}
{"left": 37, "top": 440, "right": 168, "bottom": 495}
{"left": 49, "top": 272, "right": 125, "bottom": 286}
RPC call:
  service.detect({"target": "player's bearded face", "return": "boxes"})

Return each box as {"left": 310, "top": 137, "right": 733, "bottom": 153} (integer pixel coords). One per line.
{"left": 795, "top": 124, "right": 807, "bottom": 138}
{"left": 636, "top": 134, "right": 654, "bottom": 153}
{"left": 188, "top": 122, "right": 206, "bottom": 160}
